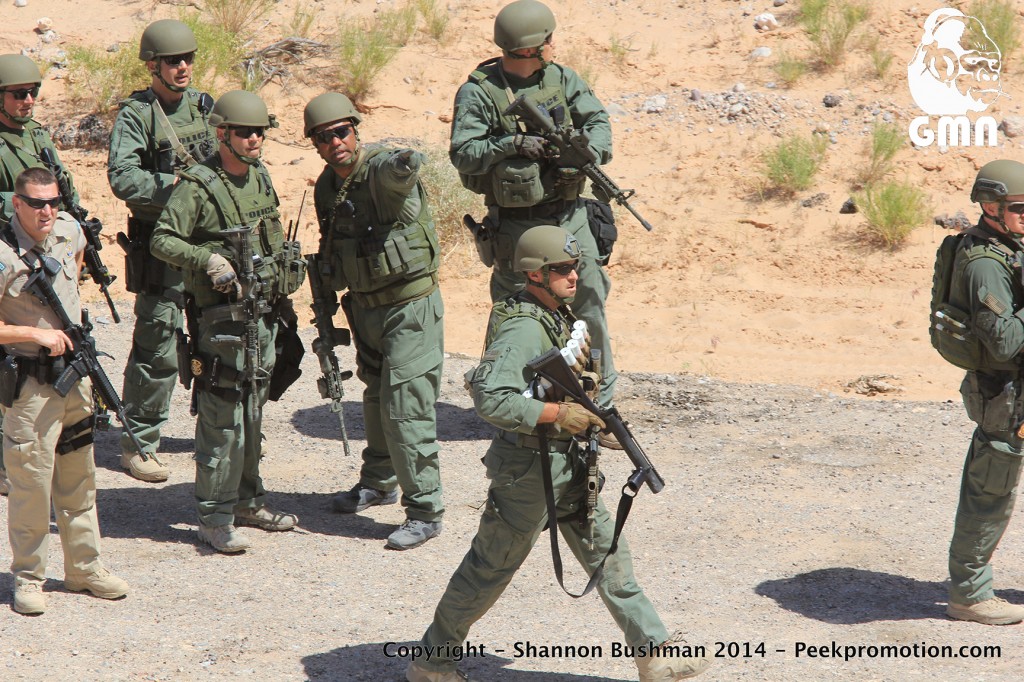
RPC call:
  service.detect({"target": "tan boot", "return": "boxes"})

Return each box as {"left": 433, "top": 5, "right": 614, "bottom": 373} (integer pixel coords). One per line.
{"left": 197, "top": 524, "right": 251, "bottom": 553}
{"left": 121, "top": 451, "right": 169, "bottom": 482}
{"left": 636, "top": 631, "right": 712, "bottom": 681}
{"left": 947, "top": 596, "right": 1024, "bottom": 625}
{"left": 406, "top": 660, "right": 469, "bottom": 682}
{"left": 235, "top": 505, "right": 297, "bottom": 531}
{"left": 65, "top": 567, "right": 129, "bottom": 599}
{"left": 13, "top": 577, "right": 45, "bottom": 615}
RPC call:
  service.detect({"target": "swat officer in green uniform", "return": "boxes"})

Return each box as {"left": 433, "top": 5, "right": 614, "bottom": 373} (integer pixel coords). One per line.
{"left": 946, "top": 160, "right": 1024, "bottom": 625}
{"left": 304, "top": 92, "right": 445, "bottom": 550}
{"left": 450, "top": 0, "right": 618, "bottom": 409}
{"left": 151, "top": 91, "right": 302, "bottom": 553}
{"left": 0, "top": 54, "right": 80, "bottom": 496}
{"left": 108, "top": 19, "right": 216, "bottom": 483}
{"left": 406, "top": 226, "right": 709, "bottom": 682}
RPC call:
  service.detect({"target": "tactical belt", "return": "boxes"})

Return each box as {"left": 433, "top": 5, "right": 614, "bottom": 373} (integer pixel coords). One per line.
{"left": 498, "top": 429, "right": 574, "bottom": 452}
{"left": 199, "top": 299, "right": 272, "bottom": 325}
{"left": 350, "top": 272, "right": 438, "bottom": 309}
{"left": 56, "top": 415, "right": 95, "bottom": 455}
{"left": 495, "top": 198, "right": 574, "bottom": 220}
{"left": 15, "top": 353, "right": 66, "bottom": 386}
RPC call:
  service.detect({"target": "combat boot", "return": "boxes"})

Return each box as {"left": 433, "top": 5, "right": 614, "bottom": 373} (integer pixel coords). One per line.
{"left": 13, "top": 577, "right": 45, "bottom": 615}
{"left": 947, "top": 597, "right": 1024, "bottom": 625}
{"left": 635, "top": 631, "right": 712, "bottom": 681}
{"left": 406, "top": 660, "right": 470, "bottom": 682}
{"left": 197, "top": 524, "right": 251, "bottom": 553}
{"left": 332, "top": 484, "right": 399, "bottom": 513}
{"left": 121, "top": 451, "right": 170, "bottom": 482}
{"left": 387, "top": 519, "right": 442, "bottom": 550}
{"left": 65, "top": 567, "right": 129, "bottom": 599}
{"left": 235, "top": 505, "right": 298, "bottom": 531}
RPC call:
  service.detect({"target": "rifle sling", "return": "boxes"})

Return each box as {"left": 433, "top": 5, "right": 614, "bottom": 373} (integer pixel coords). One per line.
{"left": 537, "top": 427, "right": 635, "bottom": 599}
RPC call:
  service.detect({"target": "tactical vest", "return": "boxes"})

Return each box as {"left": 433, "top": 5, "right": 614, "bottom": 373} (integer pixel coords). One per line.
{"left": 460, "top": 59, "right": 584, "bottom": 206}
{"left": 119, "top": 88, "right": 216, "bottom": 220}
{"left": 931, "top": 226, "right": 1024, "bottom": 372}
{"left": 320, "top": 148, "right": 439, "bottom": 307}
{"left": 485, "top": 294, "right": 573, "bottom": 350}
{"left": 177, "top": 161, "right": 284, "bottom": 308}
{"left": 0, "top": 122, "right": 73, "bottom": 213}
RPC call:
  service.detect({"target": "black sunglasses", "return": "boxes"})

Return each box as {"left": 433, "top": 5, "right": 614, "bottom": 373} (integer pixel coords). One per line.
{"left": 312, "top": 125, "right": 355, "bottom": 145}
{"left": 16, "top": 194, "right": 60, "bottom": 210}
{"left": 5, "top": 86, "right": 40, "bottom": 101}
{"left": 547, "top": 261, "right": 578, "bottom": 275}
{"left": 229, "top": 126, "right": 266, "bottom": 138}
{"left": 161, "top": 52, "right": 195, "bottom": 66}
{"left": 1006, "top": 202, "right": 1024, "bottom": 215}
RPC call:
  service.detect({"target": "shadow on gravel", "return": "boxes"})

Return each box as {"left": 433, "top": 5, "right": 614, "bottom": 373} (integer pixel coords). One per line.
{"left": 756, "top": 567, "right": 1024, "bottom": 623}
{"left": 301, "top": 641, "right": 625, "bottom": 681}
{"left": 289, "top": 402, "right": 491, "bottom": 443}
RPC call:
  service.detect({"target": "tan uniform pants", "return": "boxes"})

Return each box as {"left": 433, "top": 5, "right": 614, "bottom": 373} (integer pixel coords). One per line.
{"left": 2, "top": 375, "right": 101, "bottom": 581}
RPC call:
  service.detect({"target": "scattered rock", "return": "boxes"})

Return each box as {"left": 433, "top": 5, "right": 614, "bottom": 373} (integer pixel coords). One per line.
{"left": 40, "top": 30, "right": 56, "bottom": 44}
{"left": 822, "top": 94, "right": 840, "bottom": 108}
{"left": 690, "top": 89, "right": 702, "bottom": 101}
{"left": 733, "top": 83, "right": 746, "bottom": 93}
{"left": 36, "top": 17, "right": 52, "bottom": 32}
{"left": 606, "top": 102, "right": 629, "bottom": 117}
{"left": 845, "top": 374, "right": 903, "bottom": 396}
{"left": 106, "top": 43, "right": 120, "bottom": 53}
{"left": 840, "top": 197, "right": 858, "bottom": 214}
{"left": 753, "top": 13, "right": 779, "bottom": 31}
{"left": 934, "top": 211, "right": 972, "bottom": 231}
{"left": 801, "top": 193, "right": 829, "bottom": 208}
{"left": 49, "top": 114, "right": 112, "bottom": 151}
{"left": 14, "top": 0, "right": 27, "bottom": 7}
{"left": 999, "top": 115, "right": 1024, "bottom": 138}
{"left": 643, "top": 95, "right": 668, "bottom": 114}
{"left": 750, "top": 47, "right": 772, "bottom": 59}
{"left": 773, "top": 0, "right": 787, "bottom": 5}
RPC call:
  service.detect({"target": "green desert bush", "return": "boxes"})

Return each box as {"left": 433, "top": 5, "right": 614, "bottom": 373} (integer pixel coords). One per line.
{"left": 858, "top": 122, "right": 904, "bottom": 186}
{"left": 418, "top": 146, "right": 479, "bottom": 259}
{"left": 761, "top": 133, "right": 828, "bottom": 196}
{"left": 858, "top": 181, "right": 931, "bottom": 247}
{"left": 966, "top": 0, "right": 1021, "bottom": 66}
{"left": 336, "top": 4, "right": 418, "bottom": 103}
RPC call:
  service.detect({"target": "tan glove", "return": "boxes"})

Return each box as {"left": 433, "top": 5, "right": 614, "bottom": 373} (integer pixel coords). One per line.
{"left": 553, "top": 402, "right": 606, "bottom": 436}
{"left": 206, "top": 253, "right": 240, "bottom": 296}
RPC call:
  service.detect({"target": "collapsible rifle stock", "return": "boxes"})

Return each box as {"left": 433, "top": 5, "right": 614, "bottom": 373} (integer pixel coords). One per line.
{"left": 40, "top": 148, "right": 121, "bottom": 322}
{"left": 504, "top": 95, "right": 654, "bottom": 232}
{"left": 24, "top": 258, "right": 147, "bottom": 459}
{"left": 527, "top": 347, "right": 664, "bottom": 494}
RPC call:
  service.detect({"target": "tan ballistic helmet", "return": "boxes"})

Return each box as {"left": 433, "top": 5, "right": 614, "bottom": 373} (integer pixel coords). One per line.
{"left": 303, "top": 92, "right": 362, "bottom": 137}
{"left": 494, "top": 0, "right": 556, "bottom": 52}
{"left": 972, "top": 160, "right": 1024, "bottom": 204}
{"left": 209, "top": 90, "right": 277, "bottom": 128}
{"left": 0, "top": 55, "right": 42, "bottom": 88}
{"left": 139, "top": 20, "right": 198, "bottom": 61}
{"left": 514, "top": 224, "right": 581, "bottom": 272}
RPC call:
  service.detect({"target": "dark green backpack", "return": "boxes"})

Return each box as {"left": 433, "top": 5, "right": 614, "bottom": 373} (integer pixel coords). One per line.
{"left": 930, "top": 228, "right": 1018, "bottom": 370}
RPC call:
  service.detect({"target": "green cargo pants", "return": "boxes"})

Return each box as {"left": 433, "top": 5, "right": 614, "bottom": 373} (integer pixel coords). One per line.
{"left": 489, "top": 201, "right": 618, "bottom": 407}
{"left": 193, "top": 313, "right": 276, "bottom": 528}
{"left": 416, "top": 436, "right": 668, "bottom": 673}
{"left": 350, "top": 288, "right": 444, "bottom": 523}
{"left": 948, "top": 425, "right": 1024, "bottom": 603}
{"left": 119, "top": 277, "right": 184, "bottom": 456}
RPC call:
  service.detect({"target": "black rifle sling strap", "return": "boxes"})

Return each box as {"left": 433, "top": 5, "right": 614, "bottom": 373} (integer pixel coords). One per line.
{"left": 537, "top": 427, "right": 638, "bottom": 599}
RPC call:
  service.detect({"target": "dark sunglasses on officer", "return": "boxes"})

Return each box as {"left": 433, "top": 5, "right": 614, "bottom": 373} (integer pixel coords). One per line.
{"left": 547, "top": 261, "right": 579, "bottom": 276}
{"left": 1006, "top": 202, "right": 1024, "bottom": 215}
{"left": 311, "top": 125, "right": 355, "bottom": 146}
{"left": 15, "top": 194, "right": 60, "bottom": 210}
{"left": 4, "top": 85, "right": 40, "bottom": 101}
{"left": 161, "top": 52, "right": 195, "bottom": 67}
{"left": 228, "top": 126, "right": 266, "bottom": 139}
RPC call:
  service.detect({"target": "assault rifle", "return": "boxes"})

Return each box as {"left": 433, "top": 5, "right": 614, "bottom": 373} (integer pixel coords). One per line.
{"left": 212, "top": 226, "right": 271, "bottom": 420}
{"left": 39, "top": 148, "right": 121, "bottom": 322}
{"left": 526, "top": 347, "right": 664, "bottom": 494}
{"left": 504, "top": 95, "right": 654, "bottom": 232}
{"left": 24, "top": 254, "right": 147, "bottom": 459}
{"left": 305, "top": 253, "right": 354, "bottom": 455}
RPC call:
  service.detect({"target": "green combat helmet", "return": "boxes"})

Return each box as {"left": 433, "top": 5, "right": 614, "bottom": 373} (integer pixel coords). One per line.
{"left": 0, "top": 54, "right": 42, "bottom": 124}
{"left": 303, "top": 92, "right": 362, "bottom": 137}
{"left": 139, "top": 19, "right": 198, "bottom": 93}
{"left": 515, "top": 224, "right": 581, "bottom": 304}
{"left": 210, "top": 90, "right": 278, "bottom": 165}
{"left": 972, "top": 159, "right": 1024, "bottom": 231}
{"left": 494, "top": 0, "right": 556, "bottom": 62}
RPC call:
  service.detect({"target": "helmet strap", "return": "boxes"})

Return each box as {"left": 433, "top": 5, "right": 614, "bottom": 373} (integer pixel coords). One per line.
{"left": 222, "top": 134, "right": 261, "bottom": 166}
{"left": 540, "top": 267, "right": 575, "bottom": 305}
{"left": 153, "top": 66, "right": 187, "bottom": 94}
{"left": 0, "top": 96, "right": 31, "bottom": 126}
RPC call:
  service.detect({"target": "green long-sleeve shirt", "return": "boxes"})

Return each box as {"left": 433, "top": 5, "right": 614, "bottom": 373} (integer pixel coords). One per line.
{"left": 449, "top": 61, "right": 612, "bottom": 178}
{"left": 0, "top": 120, "right": 78, "bottom": 217}
{"left": 107, "top": 87, "right": 216, "bottom": 223}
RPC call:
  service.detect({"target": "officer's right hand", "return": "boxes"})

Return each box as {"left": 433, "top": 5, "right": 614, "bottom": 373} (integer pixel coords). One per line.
{"left": 514, "top": 134, "right": 550, "bottom": 161}
{"left": 206, "top": 253, "right": 239, "bottom": 295}
{"left": 36, "top": 328, "right": 74, "bottom": 357}
{"left": 553, "top": 401, "right": 605, "bottom": 436}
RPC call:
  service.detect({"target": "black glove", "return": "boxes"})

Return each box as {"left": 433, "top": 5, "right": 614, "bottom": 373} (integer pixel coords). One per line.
{"left": 514, "top": 134, "right": 550, "bottom": 161}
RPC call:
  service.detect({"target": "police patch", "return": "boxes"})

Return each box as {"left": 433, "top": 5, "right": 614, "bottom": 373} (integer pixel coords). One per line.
{"left": 982, "top": 292, "right": 1008, "bottom": 316}
{"left": 191, "top": 358, "right": 204, "bottom": 377}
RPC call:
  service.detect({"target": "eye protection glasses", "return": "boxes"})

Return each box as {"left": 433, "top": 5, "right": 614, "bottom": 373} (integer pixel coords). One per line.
{"left": 15, "top": 194, "right": 60, "bottom": 210}
{"left": 161, "top": 53, "right": 195, "bottom": 66}
{"left": 1006, "top": 202, "right": 1024, "bottom": 215}
{"left": 5, "top": 86, "right": 39, "bottom": 100}
{"left": 312, "top": 125, "right": 355, "bottom": 145}
{"left": 229, "top": 126, "right": 266, "bottom": 139}
{"left": 547, "top": 261, "right": 579, "bottom": 276}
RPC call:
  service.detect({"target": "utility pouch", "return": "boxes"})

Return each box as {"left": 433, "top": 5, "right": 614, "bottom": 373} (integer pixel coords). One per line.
{"left": 584, "top": 198, "right": 618, "bottom": 265}
{"left": 268, "top": 301, "right": 305, "bottom": 401}
{"left": 117, "top": 231, "right": 148, "bottom": 294}
{"left": 961, "top": 372, "right": 1020, "bottom": 433}
{"left": 279, "top": 240, "right": 307, "bottom": 296}
{"left": 176, "top": 328, "right": 193, "bottom": 389}
{"left": 0, "top": 354, "right": 21, "bottom": 408}
{"left": 492, "top": 159, "right": 544, "bottom": 208}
